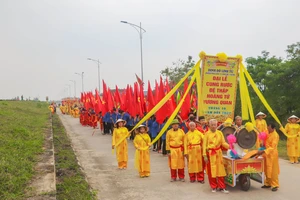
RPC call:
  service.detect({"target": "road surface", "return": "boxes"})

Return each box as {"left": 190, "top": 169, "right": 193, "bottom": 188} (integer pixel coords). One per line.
{"left": 58, "top": 112, "right": 299, "bottom": 200}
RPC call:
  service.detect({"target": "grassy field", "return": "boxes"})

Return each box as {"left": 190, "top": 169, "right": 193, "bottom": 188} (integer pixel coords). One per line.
{"left": 52, "top": 114, "right": 96, "bottom": 200}
{"left": 278, "top": 139, "right": 288, "bottom": 159}
{"left": 0, "top": 101, "right": 49, "bottom": 200}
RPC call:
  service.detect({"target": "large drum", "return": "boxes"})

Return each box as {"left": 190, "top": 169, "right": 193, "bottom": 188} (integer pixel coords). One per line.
{"left": 221, "top": 126, "right": 236, "bottom": 143}
{"left": 235, "top": 127, "right": 257, "bottom": 149}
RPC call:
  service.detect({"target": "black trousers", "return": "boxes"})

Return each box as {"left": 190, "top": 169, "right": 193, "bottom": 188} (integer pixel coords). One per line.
{"left": 161, "top": 139, "right": 167, "bottom": 155}
{"left": 151, "top": 137, "right": 158, "bottom": 150}
{"left": 103, "top": 122, "right": 109, "bottom": 134}
{"left": 108, "top": 123, "right": 114, "bottom": 134}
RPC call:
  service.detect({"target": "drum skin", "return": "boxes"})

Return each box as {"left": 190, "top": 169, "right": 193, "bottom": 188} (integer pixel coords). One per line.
{"left": 236, "top": 128, "right": 257, "bottom": 149}
{"left": 221, "top": 126, "right": 236, "bottom": 143}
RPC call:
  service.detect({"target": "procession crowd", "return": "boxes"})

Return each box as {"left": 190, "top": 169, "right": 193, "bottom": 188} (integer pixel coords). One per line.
{"left": 50, "top": 102, "right": 300, "bottom": 194}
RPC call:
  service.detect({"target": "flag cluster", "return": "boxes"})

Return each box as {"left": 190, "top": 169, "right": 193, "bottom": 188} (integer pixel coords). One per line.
{"left": 80, "top": 77, "right": 197, "bottom": 124}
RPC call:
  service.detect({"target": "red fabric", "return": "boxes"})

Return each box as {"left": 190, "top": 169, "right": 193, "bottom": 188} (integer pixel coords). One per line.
{"left": 147, "top": 81, "right": 156, "bottom": 112}
{"left": 107, "top": 88, "right": 114, "bottom": 111}
{"left": 156, "top": 77, "right": 169, "bottom": 124}
{"left": 120, "top": 85, "right": 129, "bottom": 111}
{"left": 180, "top": 79, "right": 191, "bottom": 120}
{"left": 165, "top": 78, "right": 176, "bottom": 117}
{"left": 134, "top": 83, "right": 143, "bottom": 117}
{"left": 135, "top": 73, "right": 144, "bottom": 86}
{"left": 189, "top": 172, "right": 204, "bottom": 181}
{"left": 95, "top": 89, "right": 102, "bottom": 113}
{"left": 206, "top": 159, "right": 226, "bottom": 189}
{"left": 197, "top": 126, "right": 209, "bottom": 134}
{"left": 114, "top": 86, "right": 122, "bottom": 108}
{"left": 102, "top": 80, "right": 108, "bottom": 114}
{"left": 170, "top": 168, "right": 185, "bottom": 179}
{"left": 128, "top": 86, "right": 136, "bottom": 117}
{"left": 154, "top": 80, "right": 159, "bottom": 103}
{"left": 139, "top": 83, "right": 146, "bottom": 114}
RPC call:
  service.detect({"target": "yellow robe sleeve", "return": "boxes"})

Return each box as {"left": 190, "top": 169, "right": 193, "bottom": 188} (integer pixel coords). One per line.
{"left": 133, "top": 135, "right": 139, "bottom": 149}
{"left": 145, "top": 133, "right": 151, "bottom": 145}
{"left": 166, "top": 130, "right": 170, "bottom": 151}
{"left": 184, "top": 133, "right": 188, "bottom": 155}
{"left": 112, "top": 129, "right": 116, "bottom": 146}
{"left": 220, "top": 131, "right": 230, "bottom": 149}
{"left": 285, "top": 123, "right": 289, "bottom": 133}
{"left": 202, "top": 133, "right": 208, "bottom": 156}
{"left": 265, "top": 133, "right": 279, "bottom": 155}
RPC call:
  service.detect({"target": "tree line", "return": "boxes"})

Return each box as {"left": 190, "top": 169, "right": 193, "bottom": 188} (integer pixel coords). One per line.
{"left": 160, "top": 42, "right": 300, "bottom": 128}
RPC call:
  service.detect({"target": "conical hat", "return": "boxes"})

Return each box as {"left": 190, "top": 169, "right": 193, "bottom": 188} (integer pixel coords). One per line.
{"left": 255, "top": 112, "right": 266, "bottom": 118}
{"left": 135, "top": 124, "right": 149, "bottom": 133}
{"left": 287, "top": 115, "right": 299, "bottom": 122}
{"left": 114, "top": 119, "right": 126, "bottom": 126}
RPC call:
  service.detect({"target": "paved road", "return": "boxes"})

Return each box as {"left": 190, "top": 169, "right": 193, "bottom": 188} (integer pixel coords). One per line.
{"left": 58, "top": 112, "right": 299, "bottom": 200}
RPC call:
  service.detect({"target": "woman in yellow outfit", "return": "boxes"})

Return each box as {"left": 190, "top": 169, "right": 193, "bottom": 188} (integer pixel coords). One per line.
{"left": 257, "top": 122, "right": 280, "bottom": 192}
{"left": 255, "top": 112, "right": 268, "bottom": 148}
{"left": 133, "top": 125, "right": 151, "bottom": 178}
{"left": 285, "top": 115, "right": 300, "bottom": 164}
{"left": 184, "top": 122, "right": 204, "bottom": 183}
{"left": 112, "top": 119, "right": 129, "bottom": 169}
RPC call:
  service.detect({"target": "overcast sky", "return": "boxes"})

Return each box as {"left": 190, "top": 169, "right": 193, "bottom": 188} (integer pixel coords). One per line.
{"left": 0, "top": 0, "right": 299, "bottom": 100}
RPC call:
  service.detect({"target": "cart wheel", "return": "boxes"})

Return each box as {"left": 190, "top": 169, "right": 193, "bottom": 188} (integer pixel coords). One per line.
{"left": 239, "top": 174, "right": 250, "bottom": 191}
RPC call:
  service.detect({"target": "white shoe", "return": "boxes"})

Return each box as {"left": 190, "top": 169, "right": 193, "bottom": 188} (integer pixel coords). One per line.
{"left": 220, "top": 189, "right": 229, "bottom": 194}
{"left": 212, "top": 189, "right": 217, "bottom": 193}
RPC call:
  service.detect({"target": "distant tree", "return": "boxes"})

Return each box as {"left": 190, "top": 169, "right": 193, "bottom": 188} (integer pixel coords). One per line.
{"left": 160, "top": 56, "right": 195, "bottom": 84}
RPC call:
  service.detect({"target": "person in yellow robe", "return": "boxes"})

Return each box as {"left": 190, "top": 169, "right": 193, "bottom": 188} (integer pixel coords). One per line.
{"left": 112, "top": 119, "right": 129, "bottom": 169}
{"left": 48, "top": 104, "right": 55, "bottom": 114}
{"left": 166, "top": 119, "right": 185, "bottom": 182}
{"left": 285, "top": 115, "right": 300, "bottom": 164}
{"left": 257, "top": 122, "right": 280, "bottom": 191}
{"left": 184, "top": 122, "right": 204, "bottom": 183}
{"left": 255, "top": 112, "right": 268, "bottom": 148}
{"left": 203, "top": 119, "right": 229, "bottom": 193}
{"left": 133, "top": 125, "right": 151, "bottom": 178}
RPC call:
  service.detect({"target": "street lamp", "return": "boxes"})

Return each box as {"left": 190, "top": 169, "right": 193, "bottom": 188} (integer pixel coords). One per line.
{"left": 75, "top": 72, "right": 84, "bottom": 93}
{"left": 87, "top": 58, "right": 101, "bottom": 93}
{"left": 69, "top": 80, "right": 76, "bottom": 98}
{"left": 120, "top": 20, "right": 146, "bottom": 81}
{"left": 65, "top": 84, "right": 71, "bottom": 97}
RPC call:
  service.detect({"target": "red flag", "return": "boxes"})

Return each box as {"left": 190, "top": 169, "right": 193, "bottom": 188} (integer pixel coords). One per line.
{"left": 95, "top": 89, "right": 102, "bottom": 113}
{"left": 114, "top": 85, "right": 122, "bottom": 108}
{"left": 107, "top": 88, "right": 114, "bottom": 111}
{"left": 120, "top": 85, "right": 128, "bottom": 111}
{"left": 147, "top": 81, "right": 155, "bottom": 112}
{"left": 156, "top": 77, "right": 169, "bottom": 124}
{"left": 134, "top": 82, "right": 143, "bottom": 117}
{"left": 180, "top": 79, "right": 191, "bottom": 120}
{"left": 165, "top": 78, "right": 176, "bottom": 115}
{"left": 80, "top": 93, "right": 83, "bottom": 103}
{"left": 128, "top": 85, "right": 136, "bottom": 117}
{"left": 154, "top": 80, "right": 159, "bottom": 103}
{"left": 101, "top": 80, "right": 108, "bottom": 114}
{"left": 140, "top": 83, "right": 146, "bottom": 114}
{"left": 135, "top": 73, "right": 144, "bottom": 86}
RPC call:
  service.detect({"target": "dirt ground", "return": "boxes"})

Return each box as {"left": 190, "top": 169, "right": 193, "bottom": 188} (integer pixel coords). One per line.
{"left": 58, "top": 112, "right": 300, "bottom": 200}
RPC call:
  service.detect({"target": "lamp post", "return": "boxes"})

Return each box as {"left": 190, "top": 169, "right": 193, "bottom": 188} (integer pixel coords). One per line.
{"left": 69, "top": 80, "right": 76, "bottom": 98}
{"left": 87, "top": 58, "right": 101, "bottom": 93}
{"left": 75, "top": 72, "right": 84, "bottom": 93}
{"left": 120, "top": 20, "right": 146, "bottom": 81}
{"left": 65, "top": 84, "right": 71, "bottom": 97}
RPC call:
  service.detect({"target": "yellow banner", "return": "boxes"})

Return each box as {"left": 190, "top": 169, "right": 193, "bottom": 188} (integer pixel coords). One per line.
{"left": 200, "top": 55, "right": 239, "bottom": 122}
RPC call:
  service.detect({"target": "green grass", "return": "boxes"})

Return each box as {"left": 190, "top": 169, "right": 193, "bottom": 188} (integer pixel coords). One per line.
{"left": 52, "top": 114, "right": 96, "bottom": 200}
{"left": 0, "top": 101, "right": 49, "bottom": 200}
{"left": 278, "top": 139, "right": 288, "bottom": 159}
